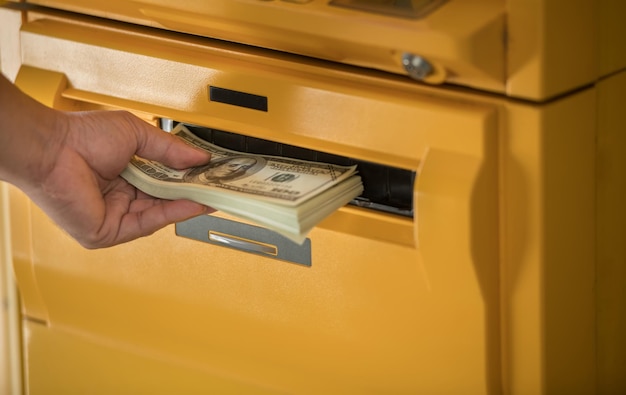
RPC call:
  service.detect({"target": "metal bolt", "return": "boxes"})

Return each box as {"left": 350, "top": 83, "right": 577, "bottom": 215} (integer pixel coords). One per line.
{"left": 401, "top": 53, "right": 433, "bottom": 81}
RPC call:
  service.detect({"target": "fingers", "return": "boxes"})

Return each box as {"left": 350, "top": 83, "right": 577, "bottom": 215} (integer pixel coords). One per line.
{"left": 82, "top": 199, "right": 213, "bottom": 249}
{"left": 127, "top": 114, "right": 211, "bottom": 169}
{"left": 111, "top": 197, "right": 213, "bottom": 246}
{"left": 76, "top": 179, "right": 214, "bottom": 248}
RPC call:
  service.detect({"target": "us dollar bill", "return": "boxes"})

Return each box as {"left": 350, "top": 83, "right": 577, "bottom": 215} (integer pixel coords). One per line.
{"left": 121, "top": 124, "right": 363, "bottom": 243}
{"left": 125, "top": 124, "right": 358, "bottom": 206}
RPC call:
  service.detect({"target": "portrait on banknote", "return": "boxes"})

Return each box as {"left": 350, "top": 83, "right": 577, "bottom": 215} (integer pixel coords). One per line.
{"left": 183, "top": 155, "right": 265, "bottom": 184}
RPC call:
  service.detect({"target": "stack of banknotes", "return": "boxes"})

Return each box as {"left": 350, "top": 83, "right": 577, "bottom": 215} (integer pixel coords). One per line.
{"left": 121, "top": 124, "right": 363, "bottom": 243}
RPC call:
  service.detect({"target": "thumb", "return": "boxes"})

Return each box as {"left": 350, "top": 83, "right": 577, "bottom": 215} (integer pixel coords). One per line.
{"left": 130, "top": 119, "right": 210, "bottom": 169}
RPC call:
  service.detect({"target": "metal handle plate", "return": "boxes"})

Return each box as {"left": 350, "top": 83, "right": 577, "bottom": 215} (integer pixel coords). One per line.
{"left": 176, "top": 215, "right": 312, "bottom": 266}
{"left": 209, "top": 231, "right": 278, "bottom": 256}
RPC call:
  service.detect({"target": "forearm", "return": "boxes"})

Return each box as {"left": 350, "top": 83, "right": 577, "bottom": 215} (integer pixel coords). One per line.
{"left": 0, "top": 74, "right": 67, "bottom": 191}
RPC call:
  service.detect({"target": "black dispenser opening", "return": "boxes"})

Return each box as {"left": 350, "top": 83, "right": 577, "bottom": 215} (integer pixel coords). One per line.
{"left": 164, "top": 121, "right": 415, "bottom": 218}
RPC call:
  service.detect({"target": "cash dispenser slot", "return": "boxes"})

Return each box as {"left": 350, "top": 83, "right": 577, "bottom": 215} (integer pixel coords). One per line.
{"left": 168, "top": 121, "right": 416, "bottom": 218}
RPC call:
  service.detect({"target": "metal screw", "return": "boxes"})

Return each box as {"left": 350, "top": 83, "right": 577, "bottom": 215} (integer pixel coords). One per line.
{"left": 401, "top": 53, "right": 433, "bottom": 81}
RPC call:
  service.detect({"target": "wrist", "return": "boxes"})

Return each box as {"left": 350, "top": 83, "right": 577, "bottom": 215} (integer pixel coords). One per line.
{"left": 0, "top": 75, "right": 69, "bottom": 191}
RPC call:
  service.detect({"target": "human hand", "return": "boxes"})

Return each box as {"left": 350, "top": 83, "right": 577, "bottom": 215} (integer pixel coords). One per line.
{"left": 28, "top": 110, "right": 215, "bottom": 248}
{"left": 0, "top": 75, "right": 215, "bottom": 248}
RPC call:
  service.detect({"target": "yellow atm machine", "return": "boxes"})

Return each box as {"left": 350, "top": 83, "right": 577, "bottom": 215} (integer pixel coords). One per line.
{"left": 1, "top": 1, "right": 625, "bottom": 394}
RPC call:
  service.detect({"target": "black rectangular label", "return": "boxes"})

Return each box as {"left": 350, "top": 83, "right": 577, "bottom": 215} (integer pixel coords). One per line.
{"left": 209, "top": 86, "right": 268, "bottom": 112}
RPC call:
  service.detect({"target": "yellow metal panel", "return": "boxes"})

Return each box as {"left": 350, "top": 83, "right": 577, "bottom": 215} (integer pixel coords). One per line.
{"left": 507, "top": 0, "right": 626, "bottom": 100}
{"left": 17, "top": 13, "right": 498, "bottom": 163}
{"left": 541, "top": 90, "right": 596, "bottom": 395}
{"left": 598, "top": 0, "right": 626, "bottom": 77}
{"left": 14, "top": 64, "right": 77, "bottom": 111}
{"left": 22, "top": 205, "right": 499, "bottom": 393}
{"left": 506, "top": 0, "right": 596, "bottom": 100}
{"left": 500, "top": 88, "right": 596, "bottom": 394}
{"left": 13, "top": 0, "right": 626, "bottom": 99}
{"left": 7, "top": 186, "right": 48, "bottom": 324}
{"left": 0, "top": 183, "right": 23, "bottom": 395}
{"left": 21, "top": 0, "right": 507, "bottom": 92}
{"left": 23, "top": 320, "right": 279, "bottom": 394}
{"left": 596, "top": 70, "right": 626, "bottom": 394}
{"left": 11, "top": 13, "right": 502, "bottom": 393}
